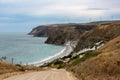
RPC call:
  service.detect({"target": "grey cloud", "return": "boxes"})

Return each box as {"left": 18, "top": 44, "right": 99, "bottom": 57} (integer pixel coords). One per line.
{"left": 86, "top": 8, "right": 110, "bottom": 10}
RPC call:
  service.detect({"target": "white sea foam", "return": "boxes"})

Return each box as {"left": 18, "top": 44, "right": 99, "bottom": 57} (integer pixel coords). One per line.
{"left": 29, "top": 44, "right": 73, "bottom": 66}
{"left": 28, "top": 46, "right": 67, "bottom": 66}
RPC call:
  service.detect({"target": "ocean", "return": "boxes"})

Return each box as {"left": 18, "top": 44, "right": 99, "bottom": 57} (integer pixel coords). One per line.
{"left": 0, "top": 33, "right": 64, "bottom": 65}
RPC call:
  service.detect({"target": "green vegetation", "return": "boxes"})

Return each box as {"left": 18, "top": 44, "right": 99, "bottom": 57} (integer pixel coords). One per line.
{"left": 42, "top": 59, "right": 66, "bottom": 69}
{"left": 69, "top": 51, "right": 101, "bottom": 67}
{"left": 43, "top": 51, "right": 101, "bottom": 69}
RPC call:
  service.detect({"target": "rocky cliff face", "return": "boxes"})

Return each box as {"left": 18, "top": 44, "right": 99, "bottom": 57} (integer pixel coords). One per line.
{"left": 29, "top": 23, "right": 96, "bottom": 45}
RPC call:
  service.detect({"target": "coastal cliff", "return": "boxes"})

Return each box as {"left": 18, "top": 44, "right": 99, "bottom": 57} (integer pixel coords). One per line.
{"left": 2, "top": 20, "right": 120, "bottom": 80}
{"left": 37, "top": 21, "right": 120, "bottom": 80}
{"left": 29, "top": 21, "right": 120, "bottom": 51}
{"left": 29, "top": 20, "right": 120, "bottom": 47}
{"left": 74, "top": 22, "right": 120, "bottom": 52}
{"left": 29, "top": 23, "right": 96, "bottom": 45}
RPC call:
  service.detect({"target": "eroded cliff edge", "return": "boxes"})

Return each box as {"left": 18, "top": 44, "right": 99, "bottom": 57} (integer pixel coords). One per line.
{"left": 28, "top": 23, "right": 96, "bottom": 45}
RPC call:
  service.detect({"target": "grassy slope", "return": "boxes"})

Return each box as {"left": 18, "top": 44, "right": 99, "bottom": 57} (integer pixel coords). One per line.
{"left": 0, "top": 62, "right": 19, "bottom": 74}
{"left": 74, "top": 23, "right": 120, "bottom": 52}
{"left": 70, "top": 36, "right": 120, "bottom": 80}
{"left": 0, "top": 62, "right": 43, "bottom": 73}
{"left": 0, "top": 62, "right": 43, "bottom": 79}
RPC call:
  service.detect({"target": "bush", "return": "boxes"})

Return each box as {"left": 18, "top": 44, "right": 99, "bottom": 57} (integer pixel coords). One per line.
{"left": 70, "top": 51, "right": 101, "bottom": 66}
{"left": 19, "top": 67, "right": 26, "bottom": 71}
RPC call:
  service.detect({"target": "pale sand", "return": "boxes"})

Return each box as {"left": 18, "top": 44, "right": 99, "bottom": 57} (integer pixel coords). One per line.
{"left": 4, "top": 69, "right": 77, "bottom": 80}
{"left": 32, "top": 44, "right": 73, "bottom": 66}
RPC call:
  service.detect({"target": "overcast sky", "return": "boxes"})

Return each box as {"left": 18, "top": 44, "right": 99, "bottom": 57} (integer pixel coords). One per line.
{"left": 0, "top": 0, "right": 120, "bottom": 32}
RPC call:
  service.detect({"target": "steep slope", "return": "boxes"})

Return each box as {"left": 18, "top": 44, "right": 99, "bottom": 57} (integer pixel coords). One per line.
{"left": 29, "top": 23, "right": 96, "bottom": 45}
{"left": 74, "top": 23, "right": 120, "bottom": 52}
{"left": 29, "top": 23, "right": 96, "bottom": 37}
{"left": 45, "top": 25, "right": 96, "bottom": 45}
{"left": 70, "top": 36, "right": 120, "bottom": 80}
{"left": 29, "top": 20, "right": 120, "bottom": 45}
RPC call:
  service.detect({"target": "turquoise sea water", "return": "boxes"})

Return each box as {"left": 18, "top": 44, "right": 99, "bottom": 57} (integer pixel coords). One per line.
{"left": 0, "top": 33, "right": 64, "bottom": 65}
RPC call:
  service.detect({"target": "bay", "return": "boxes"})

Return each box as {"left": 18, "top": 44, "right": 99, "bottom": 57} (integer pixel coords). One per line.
{"left": 0, "top": 33, "right": 64, "bottom": 65}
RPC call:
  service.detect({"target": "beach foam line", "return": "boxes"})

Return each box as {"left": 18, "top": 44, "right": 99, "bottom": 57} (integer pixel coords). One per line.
{"left": 28, "top": 46, "right": 67, "bottom": 66}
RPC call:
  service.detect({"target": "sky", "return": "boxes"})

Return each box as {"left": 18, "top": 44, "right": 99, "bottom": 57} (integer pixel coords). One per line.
{"left": 0, "top": 0, "right": 120, "bottom": 32}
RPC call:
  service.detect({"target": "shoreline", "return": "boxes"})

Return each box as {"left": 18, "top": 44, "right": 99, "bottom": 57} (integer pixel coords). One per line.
{"left": 30, "top": 43, "right": 73, "bottom": 66}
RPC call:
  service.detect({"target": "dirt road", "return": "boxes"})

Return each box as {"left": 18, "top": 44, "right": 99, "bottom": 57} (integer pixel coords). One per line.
{"left": 4, "top": 69, "right": 77, "bottom": 80}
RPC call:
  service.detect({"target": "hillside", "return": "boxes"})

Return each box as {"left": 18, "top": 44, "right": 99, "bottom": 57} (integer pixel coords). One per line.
{"left": 29, "top": 23, "right": 96, "bottom": 45}
{"left": 29, "top": 20, "right": 120, "bottom": 45}
{"left": 29, "top": 23, "right": 96, "bottom": 37}
{"left": 29, "top": 20, "right": 120, "bottom": 80}
{"left": 70, "top": 36, "right": 120, "bottom": 80}
{"left": 74, "top": 22, "right": 120, "bottom": 52}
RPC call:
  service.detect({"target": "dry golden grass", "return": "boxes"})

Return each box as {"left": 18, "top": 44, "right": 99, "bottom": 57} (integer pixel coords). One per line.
{"left": 98, "top": 35, "right": 120, "bottom": 53}
{"left": 71, "top": 36, "right": 120, "bottom": 80}
{"left": 0, "top": 62, "right": 20, "bottom": 79}
{"left": 0, "top": 62, "right": 43, "bottom": 80}
{"left": 0, "top": 62, "right": 19, "bottom": 74}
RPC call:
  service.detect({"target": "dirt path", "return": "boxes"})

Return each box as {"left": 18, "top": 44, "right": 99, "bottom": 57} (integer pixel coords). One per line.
{"left": 4, "top": 69, "right": 77, "bottom": 80}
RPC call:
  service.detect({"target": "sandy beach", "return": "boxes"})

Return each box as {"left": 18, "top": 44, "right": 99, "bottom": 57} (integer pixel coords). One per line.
{"left": 31, "top": 43, "right": 73, "bottom": 66}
